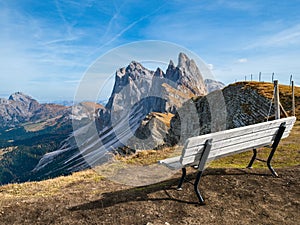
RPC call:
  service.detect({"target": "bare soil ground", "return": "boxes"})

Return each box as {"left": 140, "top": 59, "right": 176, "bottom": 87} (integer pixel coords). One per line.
{"left": 0, "top": 165, "right": 299, "bottom": 225}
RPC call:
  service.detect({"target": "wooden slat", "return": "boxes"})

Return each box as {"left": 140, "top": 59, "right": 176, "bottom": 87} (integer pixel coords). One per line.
{"left": 181, "top": 129, "right": 292, "bottom": 165}
{"left": 159, "top": 155, "right": 180, "bottom": 164}
{"left": 186, "top": 117, "right": 295, "bottom": 148}
{"left": 182, "top": 126, "right": 290, "bottom": 159}
{"left": 181, "top": 135, "right": 273, "bottom": 165}
{"left": 180, "top": 117, "right": 296, "bottom": 166}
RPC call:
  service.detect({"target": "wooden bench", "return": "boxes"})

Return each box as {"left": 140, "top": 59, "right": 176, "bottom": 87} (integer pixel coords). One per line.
{"left": 158, "top": 116, "right": 296, "bottom": 204}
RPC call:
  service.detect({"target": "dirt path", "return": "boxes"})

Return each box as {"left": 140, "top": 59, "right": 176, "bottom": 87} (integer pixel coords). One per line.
{"left": 0, "top": 166, "right": 299, "bottom": 225}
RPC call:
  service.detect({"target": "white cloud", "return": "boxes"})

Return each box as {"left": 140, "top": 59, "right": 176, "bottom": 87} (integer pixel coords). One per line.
{"left": 207, "top": 63, "right": 214, "bottom": 70}
{"left": 237, "top": 58, "right": 248, "bottom": 63}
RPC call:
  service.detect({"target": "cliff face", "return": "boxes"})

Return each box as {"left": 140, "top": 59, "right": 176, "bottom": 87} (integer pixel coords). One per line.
{"left": 97, "top": 53, "right": 207, "bottom": 129}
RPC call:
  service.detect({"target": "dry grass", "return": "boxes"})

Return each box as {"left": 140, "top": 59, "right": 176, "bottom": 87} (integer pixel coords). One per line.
{"left": 114, "top": 145, "right": 181, "bottom": 166}
{"left": 151, "top": 112, "right": 174, "bottom": 128}
{"left": 23, "top": 117, "right": 59, "bottom": 132}
{"left": 0, "top": 169, "right": 103, "bottom": 199}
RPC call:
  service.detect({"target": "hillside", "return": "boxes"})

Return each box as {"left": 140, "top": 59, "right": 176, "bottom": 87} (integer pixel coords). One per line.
{"left": 238, "top": 81, "right": 300, "bottom": 120}
{"left": 167, "top": 81, "right": 300, "bottom": 146}
{"left": 0, "top": 121, "right": 299, "bottom": 224}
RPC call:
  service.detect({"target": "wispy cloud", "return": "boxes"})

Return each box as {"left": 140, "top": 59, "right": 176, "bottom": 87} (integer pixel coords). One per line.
{"left": 91, "top": 1, "right": 167, "bottom": 54}
{"left": 245, "top": 24, "right": 300, "bottom": 49}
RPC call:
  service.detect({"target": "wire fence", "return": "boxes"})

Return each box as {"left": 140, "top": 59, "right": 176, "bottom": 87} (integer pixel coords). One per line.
{"left": 237, "top": 72, "right": 300, "bottom": 86}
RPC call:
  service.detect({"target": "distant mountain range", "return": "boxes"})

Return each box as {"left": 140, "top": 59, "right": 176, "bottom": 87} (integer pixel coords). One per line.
{"left": 0, "top": 93, "right": 103, "bottom": 184}
{"left": 50, "top": 100, "right": 108, "bottom": 107}
{"left": 0, "top": 92, "right": 69, "bottom": 129}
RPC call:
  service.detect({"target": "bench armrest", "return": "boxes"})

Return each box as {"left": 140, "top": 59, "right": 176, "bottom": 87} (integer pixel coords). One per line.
{"left": 158, "top": 156, "right": 183, "bottom": 170}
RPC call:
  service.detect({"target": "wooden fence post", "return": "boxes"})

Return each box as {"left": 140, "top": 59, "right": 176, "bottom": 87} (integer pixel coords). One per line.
{"left": 292, "top": 81, "right": 295, "bottom": 117}
{"left": 274, "top": 80, "right": 280, "bottom": 119}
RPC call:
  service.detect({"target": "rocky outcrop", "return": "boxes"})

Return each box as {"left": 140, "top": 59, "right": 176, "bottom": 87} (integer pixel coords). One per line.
{"left": 167, "top": 82, "right": 276, "bottom": 145}
{"left": 127, "top": 112, "right": 174, "bottom": 151}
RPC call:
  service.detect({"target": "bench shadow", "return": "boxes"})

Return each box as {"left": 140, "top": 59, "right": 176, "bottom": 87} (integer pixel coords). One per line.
{"left": 68, "top": 167, "right": 275, "bottom": 211}
{"left": 69, "top": 174, "right": 202, "bottom": 212}
{"left": 204, "top": 167, "right": 275, "bottom": 177}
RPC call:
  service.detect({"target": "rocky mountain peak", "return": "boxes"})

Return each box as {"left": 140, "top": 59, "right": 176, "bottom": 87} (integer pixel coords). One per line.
{"left": 168, "top": 59, "right": 175, "bottom": 67}
{"left": 8, "top": 92, "right": 36, "bottom": 104}
{"left": 125, "top": 61, "right": 152, "bottom": 77}
{"left": 166, "top": 53, "right": 208, "bottom": 96}
{"left": 178, "top": 52, "right": 189, "bottom": 68}
{"left": 166, "top": 60, "right": 176, "bottom": 77}
{"left": 154, "top": 67, "right": 164, "bottom": 77}
{"left": 106, "top": 53, "right": 208, "bottom": 115}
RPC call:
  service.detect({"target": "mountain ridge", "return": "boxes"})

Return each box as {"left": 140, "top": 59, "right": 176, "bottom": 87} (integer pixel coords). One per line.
{"left": 0, "top": 92, "right": 68, "bottom": 129}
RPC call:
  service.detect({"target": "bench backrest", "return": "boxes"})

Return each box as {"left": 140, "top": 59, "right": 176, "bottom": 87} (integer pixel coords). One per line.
{"left": 180, "top": 117, "right": 296, "bottom": 166}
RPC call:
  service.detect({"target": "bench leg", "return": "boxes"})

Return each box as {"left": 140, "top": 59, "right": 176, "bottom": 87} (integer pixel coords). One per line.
{"left": 267, "top": 159, "right": 278, "bottom": 177}
{"left": 246, "top": 123, "right": 286, "bottom": 177}
{"left": 266, "top": 123, "right": 286, "bottom": 177}
{"left": 247, "top": 149, "right": 257, "bottom": 168}
{"left": 267, "top": 147, "right": 279, "bottom": 177}
{"left": 194, "top": 171, "right": 205, "bottom": 205}
{"left": 177, "top": 168, "right": 186, "bottom": 190}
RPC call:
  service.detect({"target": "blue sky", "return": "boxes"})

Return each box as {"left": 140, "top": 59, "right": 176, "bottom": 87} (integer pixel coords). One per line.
{"left": 1, "top": 0, "right": 300, "bottom": 101}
